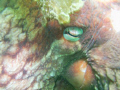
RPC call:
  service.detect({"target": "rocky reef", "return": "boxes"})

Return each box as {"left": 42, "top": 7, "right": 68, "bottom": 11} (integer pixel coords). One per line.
{"left": 0, "top": 0, "right": 120, "bottom": 90}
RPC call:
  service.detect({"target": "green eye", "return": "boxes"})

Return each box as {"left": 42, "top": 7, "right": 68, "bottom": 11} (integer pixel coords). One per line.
{"left": 63, "top": 27, "right": 83, "bottom": 42}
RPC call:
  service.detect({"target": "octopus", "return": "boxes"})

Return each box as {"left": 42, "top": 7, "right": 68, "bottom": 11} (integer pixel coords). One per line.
{"left": 0, "top": 0, "right": 120, "bottom": 90}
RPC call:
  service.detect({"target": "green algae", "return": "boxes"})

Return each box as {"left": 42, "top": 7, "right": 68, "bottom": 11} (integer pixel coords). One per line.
{"left": 35, "top": 0, "right": 85, "bottom": 25}
{"left": 0, "top": 0, "right": 7, "bottom": 12}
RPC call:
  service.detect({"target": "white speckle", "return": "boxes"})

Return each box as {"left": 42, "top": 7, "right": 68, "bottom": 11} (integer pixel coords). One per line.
{"left": 33, "top": 82, "right": 39, "bottom": 89}
{"left": 80, "top": 61, "right": 87, "bottom": 72}
{"left": 37, "top": 75, "right": 42, "bottom": 82}
{"left": 50, "top": 71, "right": 55, "bottom": 77}
{"left": 18, "top": 33, "right": 26, "bottom": 42}
{"left": 41, "top": 69, "right": 46, "bottom": 75}
{"left": 39, "top": 81, "right": 44, "bottom": 89}
{"left": 15, "top": 71, "right": 23, "bottom": 79}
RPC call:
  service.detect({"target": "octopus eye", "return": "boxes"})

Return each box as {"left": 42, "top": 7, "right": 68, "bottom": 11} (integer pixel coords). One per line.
{"left": 63, "top": 27, "right": 83, "bottom": 42}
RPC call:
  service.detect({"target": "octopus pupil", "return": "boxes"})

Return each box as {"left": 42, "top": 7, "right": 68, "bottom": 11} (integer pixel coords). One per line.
{"left": 64, "top": 30, "right": 79, "bottom": 37}
{"left": 67, "top": 31, "right": 79, "bottom": 37}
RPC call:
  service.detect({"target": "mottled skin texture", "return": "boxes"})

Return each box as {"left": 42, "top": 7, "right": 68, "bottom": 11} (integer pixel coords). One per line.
{"left": 0, "top": 0, "right": 120, "bottom": 90}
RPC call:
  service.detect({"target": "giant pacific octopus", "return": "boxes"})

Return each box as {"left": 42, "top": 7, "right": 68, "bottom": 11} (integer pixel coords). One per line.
{"left": 0, "top": 0, "right": 120, "bottom": 90}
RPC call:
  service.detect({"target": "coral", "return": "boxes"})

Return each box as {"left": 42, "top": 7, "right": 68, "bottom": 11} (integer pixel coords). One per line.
{"left": 35, "top": 0, "right": 85, "bottom": 25}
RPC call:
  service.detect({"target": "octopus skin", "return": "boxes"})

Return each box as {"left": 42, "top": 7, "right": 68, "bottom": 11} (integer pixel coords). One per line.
{"left": 0, "top": 0, "right": 120, "bottom": 90}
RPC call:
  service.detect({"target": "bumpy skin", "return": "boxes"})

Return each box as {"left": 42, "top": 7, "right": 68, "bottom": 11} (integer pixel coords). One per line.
{"left": 0, "top": 0, "right": 120, "bottom": 90}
